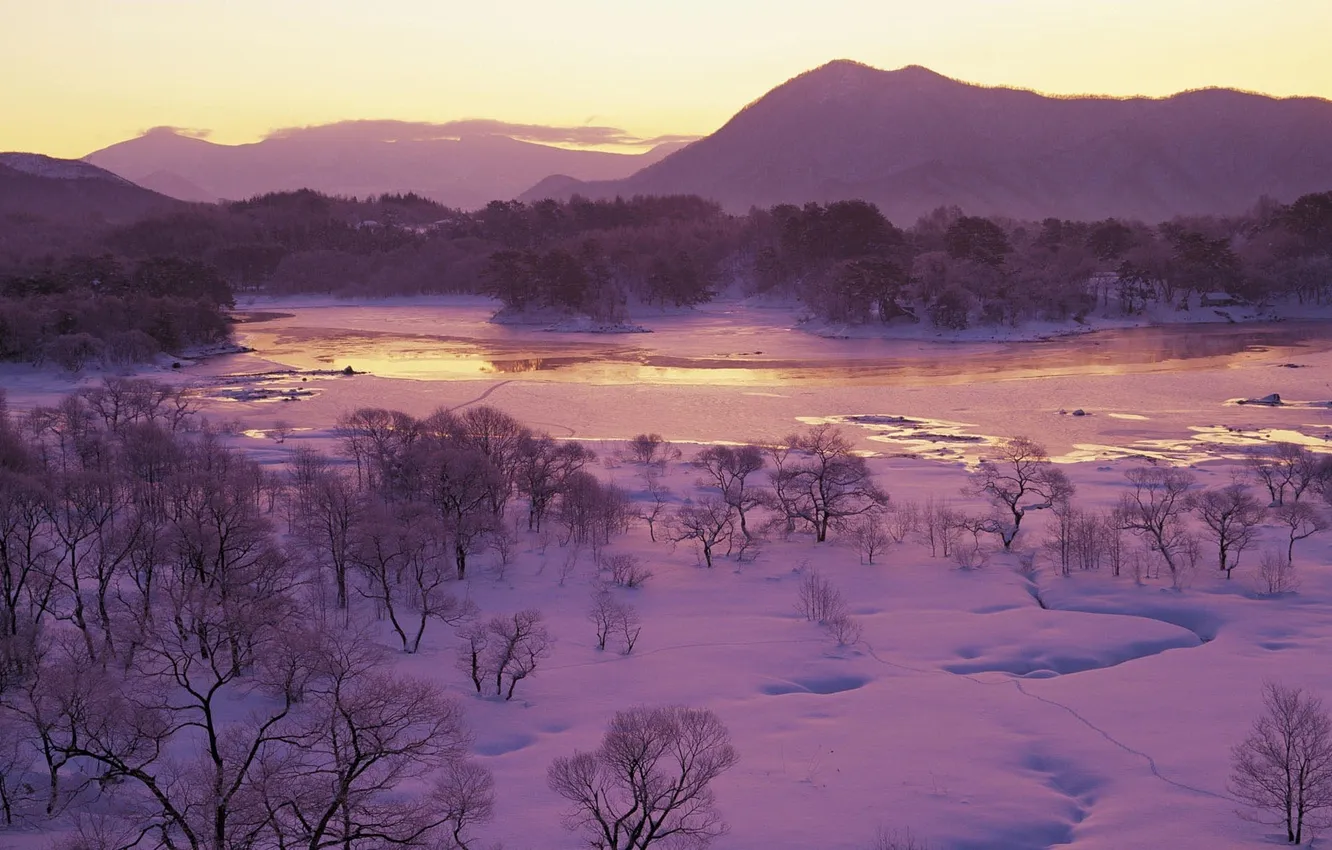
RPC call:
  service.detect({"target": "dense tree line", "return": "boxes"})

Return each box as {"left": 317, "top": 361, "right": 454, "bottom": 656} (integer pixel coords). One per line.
{"left": 0, "top": 254, "right": 234, "bottom": 368}
{"left": 7, "top": 188, "right": 1330, "bottom": 339}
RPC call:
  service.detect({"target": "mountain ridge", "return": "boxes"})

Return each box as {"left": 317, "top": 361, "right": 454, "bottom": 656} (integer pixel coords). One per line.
{"left": 518, "top": 60, "right": 1332, "bottom": 221}
{"left": 84, "top": 125, "right": 686, "bottom": 209}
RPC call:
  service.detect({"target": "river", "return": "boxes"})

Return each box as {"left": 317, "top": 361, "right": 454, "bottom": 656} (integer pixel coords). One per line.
{"left": 206, "top": 300, "right": 1332, "bottom": 464}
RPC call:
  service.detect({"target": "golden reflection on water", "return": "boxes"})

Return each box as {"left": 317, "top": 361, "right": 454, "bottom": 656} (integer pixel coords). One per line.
{"left": 226, "top": 316, "right": 1332, "bottom": 465}
{"left": 243, "top": 320, "right": 1332, "bottom": 389}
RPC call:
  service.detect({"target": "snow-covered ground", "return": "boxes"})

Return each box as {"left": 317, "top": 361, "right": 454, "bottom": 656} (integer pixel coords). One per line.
{"left": 241, "top": 432, "right": 1331, "bottom": 850}
{"left": 4, "top": 301, "right": 1332, "bottom": 848}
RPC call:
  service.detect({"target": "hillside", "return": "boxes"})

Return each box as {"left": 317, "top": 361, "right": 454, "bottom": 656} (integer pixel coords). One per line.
{"left": 0, "top": 152, "right": 183, "bottom": 225}
{"left": 85, "top": 125, "right": 685, "bottom": 209}
{"left": 521, "top": 60, "right": 1332, "bottom": 222}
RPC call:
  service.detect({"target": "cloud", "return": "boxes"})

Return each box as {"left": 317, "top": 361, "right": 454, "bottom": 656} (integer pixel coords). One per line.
{"left": 261, "top": 119, "right": 699, "bottom": 148}
{"left": 142, "top": 125, "right": 213, "bottom": 139}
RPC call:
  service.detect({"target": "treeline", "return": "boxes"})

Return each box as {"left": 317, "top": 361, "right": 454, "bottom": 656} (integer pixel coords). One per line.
{"left": 4, "top": 187, "right": 1332, "bottom": 336}
{"left": 0, "top": 255, "right": 234, "bottom": 368}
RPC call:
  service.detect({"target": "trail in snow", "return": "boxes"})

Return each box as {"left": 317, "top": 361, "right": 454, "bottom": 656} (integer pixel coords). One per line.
{"left": 1010, "top": 678, "right": 1231, "bottom": 801}
{"left": 445, "top": 380, "right": 514, "bottom": 411}
{"left": 858, "top": 639, "right": 1232, "bottom": 803}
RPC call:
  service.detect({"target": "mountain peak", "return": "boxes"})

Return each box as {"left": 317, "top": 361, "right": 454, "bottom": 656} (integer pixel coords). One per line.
{"left": 775, "top": 60, "right": 960, "bottom": 105}
{"left": 542, "top": 59, "right": 1332, "bottom": 222}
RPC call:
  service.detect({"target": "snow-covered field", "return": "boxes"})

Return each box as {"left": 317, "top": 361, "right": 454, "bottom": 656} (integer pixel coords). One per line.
{"left": 3, "top": 300, "right": 1331, "bottom": 848}
{"left": 245, "top": 434, "right": 1332, "bottom": 850}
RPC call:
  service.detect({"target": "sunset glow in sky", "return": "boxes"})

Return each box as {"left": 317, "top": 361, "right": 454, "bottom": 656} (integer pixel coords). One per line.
{"left": 3, "top": 0, "right": 1330, "bottom": 158}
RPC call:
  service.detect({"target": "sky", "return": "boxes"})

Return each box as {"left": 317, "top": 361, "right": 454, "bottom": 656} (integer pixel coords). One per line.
{"left": 3, "top": 0, "right": 1331, "bottom": 159}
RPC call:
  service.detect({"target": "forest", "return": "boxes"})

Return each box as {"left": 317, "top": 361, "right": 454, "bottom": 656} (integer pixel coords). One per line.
{"left": 3, "top": 187, "right": 1332, "bottom": 365}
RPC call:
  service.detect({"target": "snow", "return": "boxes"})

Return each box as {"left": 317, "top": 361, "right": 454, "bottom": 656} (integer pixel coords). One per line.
{"left": 4, "top": 302, "right": 1332, "bottom": 848}
{"left": 107, "top": 411, "right": 1322, "bottom": 850}
{"left": 360, "top": 449, "right": 1332, "bottom": 850}
{"left": 0, "top": 152, "right": 129, "bottom": 182}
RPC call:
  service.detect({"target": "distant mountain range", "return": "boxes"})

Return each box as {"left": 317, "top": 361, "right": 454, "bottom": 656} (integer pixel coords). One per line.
{"left": 0, "top": 152, "right": 182, "bottom": 224}
{"left": 84, "top": 124, "right": 685, "bottom": 209}
{"left": 521, "top": 60, "right": 1332, "bottom": 222}
{"left": 17, "top": 60, "right": 1331, "bottom": 222}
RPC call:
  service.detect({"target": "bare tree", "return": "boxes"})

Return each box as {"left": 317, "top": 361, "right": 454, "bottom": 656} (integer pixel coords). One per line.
{"left": 763, "top": 442, "right": 800, "bottom": 536}
{"left": 826, "top": 612, "right": 863, "bottom": 647}
{"left": 256, "top": 635, "right": 488, "bottom": 850}
{"left": 1248, "top": 443, "right": 1323, "bottom": 507}
{"left": 456, "top": 622, "right": 490, "bottom": 695}
{"left": 81, "top": 377, "right": 196, "bottom": 434}
{"left": 517, "top": 435, "right": 596, "bottom": 532}
{"left": 771, "top": 426, "right": 887, "bottom": 542}
{"left": 548, "top": 705, "right": 738, "bottom": 849}
{"left": 603, "top": 553, "right": 652, "bottom": 589}
{"left": 625, "top": 434, "right": 679, "bottom": 466}
{"left": 426, "top": 447, "right": 503, "bottom": 580}
{"left": 1257, "top": 549, "right": 1301, "bottom": 595}
{"left": 966, "top": 436, "right": 1073, "bottom": 549}
{"left": 884, "top": 500, "right": 920, "bottom": 544}
{"left": 1274, "top": 502, "right": 1329, "bottom": 564}
{"left": 950, "top": 513, "right": 992, "bottom": 570}
{"left": 5, "top": 640, "right": 103, "bottom": 817}
{"left": 292, "top": 460, "right": 362, "bottom": 609}
{"left": 635, "top": 468, "right": 672, "bottom": 543}
{"left": 668, "top": 497, "right": 735, "bottom": 568}
{"left": 1190, "top": 484, "right": 1266, "bottom": 579}
{"left": 430, "top": 758, "right": 496, "bottom": 850}
{"left": 1118, "top": 467, "right": 1197, "bottom": 588}
{"left": 692, "top": 445, "right": 766, "bottom": 540}
{"left": 0, "top": 710, "right": 34, "bottom": 825}
{"left": 558, "top": 472, "right": 633, "bottom": 551}
{"left": 589, "top": 589, "right": 641, "bottom": 654}
{"left": 848, "top": 510, "right": 891, "bottom": 565}
{"left": 268, "top": 420, "right": 293, "bottom": 444}
{"left": 487, "top": 521, "right": 517, "bottom": 576}
{"left": 0, "top": 469, "right": 56, "bottom": 677}
{"left": 589, "top": 589, "right": 619, "bottom": 651}
{"left": 1044, "top": 503, "right": 1123, "bottom": 577}
{"left": 796, "top": 570, "right": 847, "bottom": 624}
{"left": 441, "top": 404, "right": 531, "bottom": 515}
{"left": 458, "top": 610, "right": 551, "bottom": 700}
{"left": 350, "top": 504, "right": 474, "bottom": 653}
{"left": 1231, "top": 682, "right": 1332, "bottom": 844}
{"left": 916, "top": 496, "right": 957, "bottom": 558}
{"left": 615, "top": 603, "right": 642, "bottom": 655}
{"left": 51, "top": 571, "right": 308, "bottom": 850}
{"left": 336, "top": 408, "right": 423, "bottom": 498}
{"left": 1044, "top": 500, "right": 1078, "bottom": 577}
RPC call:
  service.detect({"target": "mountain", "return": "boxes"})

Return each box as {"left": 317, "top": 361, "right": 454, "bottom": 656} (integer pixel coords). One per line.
{"left": 0, "top": 152, "right": 183, "bottom": 224}
{"left": 85, "top": 126, "right": 685, "bottom": 209}
{"left": 133, "top": 170, "right": 220, "bottom": 203}
{"left": 520, "top": 60, "right": 1332, "bottom": 222}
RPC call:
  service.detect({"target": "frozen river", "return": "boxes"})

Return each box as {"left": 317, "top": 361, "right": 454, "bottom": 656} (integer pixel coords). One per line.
{"left": 209, "top": 299, "right": 1332, "bottom": 463}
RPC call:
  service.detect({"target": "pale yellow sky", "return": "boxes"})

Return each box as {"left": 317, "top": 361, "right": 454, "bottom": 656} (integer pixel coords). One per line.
{"left": 2, "top": 0, "right": 1330, "bottom": 158}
